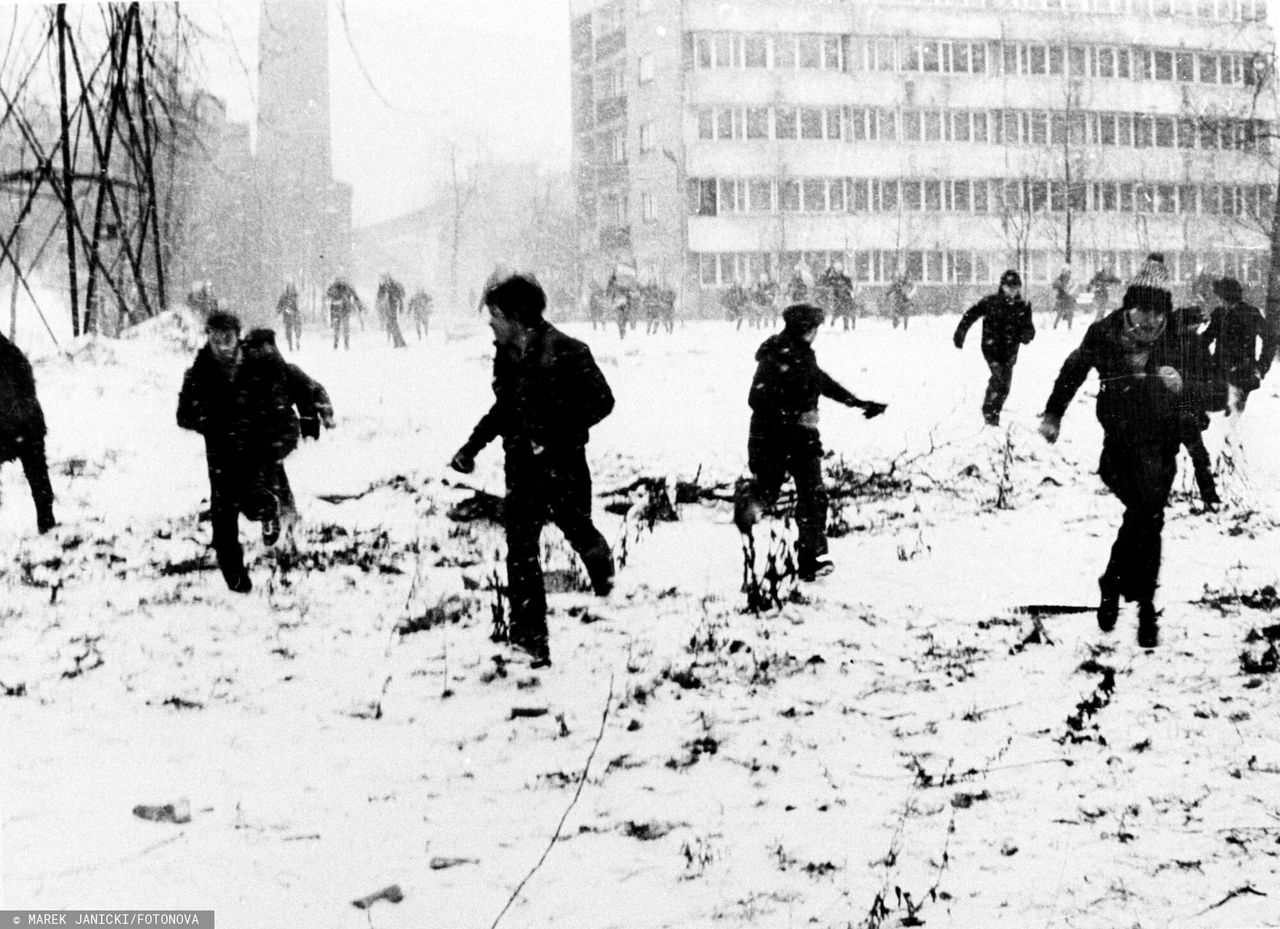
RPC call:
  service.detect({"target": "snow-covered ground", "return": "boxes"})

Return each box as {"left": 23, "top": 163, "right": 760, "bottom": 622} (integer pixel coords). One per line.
{"left": 3, "top": 309, "right": 1280, "bottom": 928}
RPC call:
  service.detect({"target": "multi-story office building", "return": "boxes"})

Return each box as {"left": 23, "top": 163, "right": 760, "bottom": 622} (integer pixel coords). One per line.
{"left": 570, "top": 0, "right": 1275, "bottom": 313}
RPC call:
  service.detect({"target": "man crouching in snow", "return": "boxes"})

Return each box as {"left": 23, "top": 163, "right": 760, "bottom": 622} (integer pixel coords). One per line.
{"left": 450, "top": 272, "right": 615, "bottom": 668}
{"left": 734, "top": 303, "right": 886, "bottom": 581}
{"left": 0, "top": 331, "right": 55, "bottom": 533}
{"left": 178, "top": 312, "right": 334, "bottom": 593}
{"left": 1038, "top": 270, "right": 1181, "bottom": 649}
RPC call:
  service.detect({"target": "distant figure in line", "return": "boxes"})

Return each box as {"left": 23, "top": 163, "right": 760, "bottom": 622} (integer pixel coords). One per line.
{"left": 277, "top": 281, "right": 302, "bottom": 351}
{"left": 408, "top": 289, "right": 433, "bottom": 340}
{"left": 326, "top": 278, "right": 362, "bottom": 351}
{"left": 953, "top": 269, "right": 1036, "bottom": 427}
{"left": 0, "top": 332, "right": 56, "bottom": 533}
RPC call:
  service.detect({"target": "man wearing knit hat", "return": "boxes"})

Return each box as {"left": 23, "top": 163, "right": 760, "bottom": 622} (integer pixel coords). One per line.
{"left": 954, "top": 269, "right": 1036, "bottom": 427}
{"left": 1038, "top": 272, "right": 1181, "bottom": 648}
{"left": 1203, "top": 275, "right": 1273, "bottom": 432}
{"left": 734, "top": 303, "right": 887, "bottom": 581}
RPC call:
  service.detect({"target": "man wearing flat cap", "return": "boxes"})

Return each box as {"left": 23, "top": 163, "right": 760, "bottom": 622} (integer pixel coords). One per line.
{"left": 1039, "top": 256, "right": 1183, "bottom": 648}
{"left": 1203, "top": 276, "right": 1273, "bottom": 430}
{"left": 734, "top": 302, "right": 887, "bottom": 581}
{"left": 450, "top": 271, "right": 615, "bottom": 668}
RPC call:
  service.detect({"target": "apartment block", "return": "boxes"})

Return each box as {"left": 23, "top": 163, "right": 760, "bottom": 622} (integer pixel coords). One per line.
{"left": 570, "top": 0, "right": 1275, "bottom": 312}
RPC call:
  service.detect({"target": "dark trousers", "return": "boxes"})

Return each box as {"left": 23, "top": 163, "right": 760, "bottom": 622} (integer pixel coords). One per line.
{"left": 746, "top": 424, "right": 828, "bottom": 565}
{"left": 332, "top": 315, "right": 350, "bottom": 350}
{"left": 1098, "top": 432, "right": 1179, "bottom": 603}
{"left": 1180, "top": 414, "right": 1218, "bottom": 504}
{"left": 207, "top": 451, "right": 290, "bottom": 590}
{"left": 982, "top": 359, "right": 1016, "bottom": 421}
{"left": 282, "top": 315, "right": 302, "bottom": 351}
{"left": 4, "top": 435, "right": 56, "bottom": 532}
{"left": 503, "top": 443, "right": 612, "bottom": 644}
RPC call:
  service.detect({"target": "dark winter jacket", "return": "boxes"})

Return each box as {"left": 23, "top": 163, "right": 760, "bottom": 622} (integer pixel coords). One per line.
{"left": 326, "top": 280, "right": 362, "bottom": 322}
{"left": 1166, "top": 308, "right": 1220, "bottom": 413}
{"left": 177, "top": 331, "right": 333, "bottom": 462}
{"left": 954, "top": 292, "right": 1035, "bottom": 361}
{"left": 462, "top": 323, "right": 613, "bottom": 455}
{"left": 748, "top": 331, "right": 860, "bottom": 429}
{"left": 1203, "top": 299, "right": 1273, "bottom": 384}
{"left": 277, "top": 285, "right": 299, "bottom": 318}
{"left": 1044, "top": 310, "right": 1181, "bottom": 435}
{"left": 0, "top": 333, "right": 46, "bottom": 462}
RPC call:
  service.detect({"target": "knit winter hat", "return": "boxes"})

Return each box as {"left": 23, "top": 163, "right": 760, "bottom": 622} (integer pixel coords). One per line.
{"left": 999, "top": 269, "right": 1022, "bottom": 288}
{"left": 205, "top": 310, "right": 241, "bottom": 334}
{"left": 1129, "top": 252, "right": 1170, "bottom": 292}
{"left": 783, "top": 303, "right": 825, "bottom": 331}
{"left": 1122, "top": 252, "right": 1172, "bottom": 316}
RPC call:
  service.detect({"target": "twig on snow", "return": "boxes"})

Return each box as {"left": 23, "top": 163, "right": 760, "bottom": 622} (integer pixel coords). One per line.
{"left": 489, "top": 674, "right": 614, "bottom": 929}
{"left": 1196, "top": 884, "right": 1266, "bottom": 916}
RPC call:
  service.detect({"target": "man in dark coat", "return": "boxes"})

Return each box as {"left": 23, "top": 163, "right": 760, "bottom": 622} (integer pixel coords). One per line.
{"left": 887, "top": 274, "right": 916, "bottom": 329}
{"left": 822, "top": 262, "right": 856, "bottom": 330}
{"left": 0, "top": 333, "right": 55, "bottom": 533}
{"left": 954, "top": 269, "right": 1036, "bottom": 427}
{"left": 326, "top": 278, "right": 362, "bottom": 350}
{"left": 178, "top": 313, "right": 334, "bottom": 593}
{"left": 1203, "top": 276, "right": 1273, "bottom": 430}
{"left": 1039, "top": 278, "right": 1181, "bottom": 648}
{"left": 277, "top": 281, "right": 302, "bottom": 351}
{"left": 1089, "top": 267, "right": 1122, "bottom": 323}
{"left": 734, "top": 303, "right": 887, "bottom": 581}
{"left": 376, "top": 273, "right": 408, "bottom": 348}
{"left": 1167, "top": 305, "right": 1220, "bottom": 508}
{"left": 408, "top": 289, "right": 433, "bottom": 340}
{"left": 449, "top": 273, "right": 615, "bottom": 667}
{"left": 722, "top": 281, "right": 749, "bottom": 331}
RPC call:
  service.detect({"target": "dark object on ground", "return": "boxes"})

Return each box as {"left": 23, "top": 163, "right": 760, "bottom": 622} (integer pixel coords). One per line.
{"left": 447, "top": 490, "right": 505, "bottom": 523}
{"left": 352, "top": 884, "right": 404, "bottom": 910}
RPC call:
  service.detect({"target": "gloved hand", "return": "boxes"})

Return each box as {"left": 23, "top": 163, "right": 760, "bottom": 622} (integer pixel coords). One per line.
{"left": 860, "top": 401, "right": 887, "bottom": 419}
{"left": 449, "top": 449, "right": 476, "bottom": 474}
{"left": 953, "top": 334, "right": 964, "bottom": 349}
{"left": 798, "top": 410, "right": 820, "bottom": 429}
{"left": 1038, "top": 413, "right": 1061, "bottom": 444}
{"left": 300, "top": 417, "right": 320, "bottom": 441}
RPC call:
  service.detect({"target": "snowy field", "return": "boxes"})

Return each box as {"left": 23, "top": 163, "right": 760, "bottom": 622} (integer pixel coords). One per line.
{"left": 3, "top": 308, "right": 1280, "bottom": 928}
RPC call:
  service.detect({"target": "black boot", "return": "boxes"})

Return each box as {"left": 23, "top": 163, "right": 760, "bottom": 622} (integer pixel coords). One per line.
{"left": 1097, "top": 576, "right": 1120, "bottom": 632}
{"left": 1137, "top": 601, "right": 1160, "bottom": 648}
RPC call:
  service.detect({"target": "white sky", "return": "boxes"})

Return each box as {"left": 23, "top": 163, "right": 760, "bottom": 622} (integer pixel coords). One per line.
{"left": 186, "top": 0, "right": 572, "bottom": 226}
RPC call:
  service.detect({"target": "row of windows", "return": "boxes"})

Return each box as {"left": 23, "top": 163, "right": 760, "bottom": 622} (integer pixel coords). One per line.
{"left": 714, "top": 0, "right": 1265, "bottom": 22}
{"left": 691, "top": 31, "right": 1264, "bottom": 87}
{"left": 686, "top": 176, "right": 1274, "bottom": 219}
{"left": 694, "top": 104, "right": 1271, "bottom": 154}
{"left": 693, "top": 247, "right": 1267, "bottom": 288}
{"left": 856, "top": 37, "right": 1262, "bottom": 87}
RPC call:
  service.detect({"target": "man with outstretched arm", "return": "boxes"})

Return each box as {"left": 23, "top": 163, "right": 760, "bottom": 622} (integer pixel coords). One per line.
{"left": 734, "top": 303, "right": 887, "bottom": 582}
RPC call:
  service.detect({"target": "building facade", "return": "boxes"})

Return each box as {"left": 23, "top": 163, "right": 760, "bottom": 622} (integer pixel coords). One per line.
{"left": 570, "top": 0, "right": 1275, "bottom": 314}
{"left": 257, "top": 0, "right": 353, "bottom": 308}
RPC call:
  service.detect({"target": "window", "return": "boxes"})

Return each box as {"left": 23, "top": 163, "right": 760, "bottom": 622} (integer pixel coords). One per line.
{"left": 696, "top": 36, "right": 712, "bottom": 69}
{"left": 851, "top": 178, "right": 870, "bottom": 212}
{"left": 1154, "top": 50, "right": 1173, "bottom": 80}
{"left": 850, "top": 107, "right": 870, "bottom": 141}
{"left": 828, "top": 179, "right": 846, "bottom": 211}
{"left": 903, "top": 110, "right": 922, "bottom": 142}
{"left": 800, "top": 108, "right": 823, "bottom": 140}
{"left": 641, "top": 191, "right": 656, "bottom": 221}
{"left": 744, "top": 34, "right": 767, "bottom": 68}
{"left": 902, "top": 180, "right": 922, "bottom": 211}
{"left": 689, "top": 178, "right": 717, "bottom": 216}
{"left": 698, "top": 254, "right": 716, "bottom": 286}
{"left": 716, "top": 108, "right": 739, "bottom": 140}
{"left": 1178, "top": 184, "right": 1197, "bottom": 213}
{"left": 1069, "top": 46, "right": 1087, "bottom": 76}
{"left": 971, "top": 42, "right": 987, "bottom": 74}
{"left": 638, "top": 54, "right": 654, "bottom": 84}
{"left": 697, "top": 109, "right": 713, "bottom": 140}
{"left": 748, "top": 178, "right": 772, "bottom": 212}
{"left": 973, "top": 112, "right": 989, "bottom": 143}
{"left": 774, "top": 36, "right": 796, "bottom": 69}
{"left": 1177, "top": 117, "right": 1197, "bottom": 149}
{"left": 1155, "top": 116, "right": 1175, "bottom": 147}
{"left": 876, "top": 38, "right": 896, "bottom": 71}
{"left": 775, "top": 108, "right": 797, "bottom": 140}
{"left": 973, "top": 180, "right": 989, "bottom": 213}
{"left": 822, "top": 35, "right": 843, "bottom": 70}
{"left": 924, "top": 180, "right": 942, "bottom": 211}
{"left": 1096, "top": 47, "right": 1115, "bottom": 78}
{"left": 953, "top": 112, "right": 971, "bottom": 142}
{"left": 779, "top": 179, "right": 801, "bottom": 212}
{"left": 1198, "top": 53, "right": 1218, "bottom": 83}
{"left": 953, "top": 180, "right": 971, "bottom": 211}
{"left": 924, "top": 111, "right": 943, "bottom": 142}
{"left": 1134, "top": 114, "right": 1152, "bottom": 147}
{"left": 746, "top": 108, "right": 769, "bottom": 140}
{"left": 881, "top": 179, "right": 898, "bottom": 211}
{"left": 803, "top": 178, "right": 826, "bottom": 211}
{"left": 878, "top": 109, "right": 898, "bottom": 142}
{"left": 1176, "top": 51, "right": 1195, "bottom": 81}
{"left": 639, "top": 120, "right": 656, "bottom": 153}
{"left": 607, "top": 130, "right": 626, "bottom": 163}
{"left": 798, "top": 35, "right": 821, "bottom": 69}
{"left": 826, "top": 108, "right": 844, "bottom": 140}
